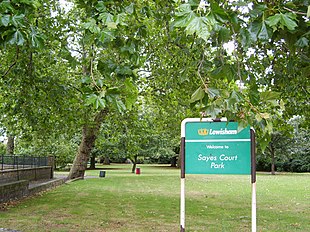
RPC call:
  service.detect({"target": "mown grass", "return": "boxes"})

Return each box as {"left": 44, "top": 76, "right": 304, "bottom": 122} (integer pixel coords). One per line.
{"left": 0, "top": 164, "right": 309, "bottom": 232}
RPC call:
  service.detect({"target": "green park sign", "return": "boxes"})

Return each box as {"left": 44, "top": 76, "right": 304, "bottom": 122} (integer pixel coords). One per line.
{"left": 184, "top": 120, "right": 251, "bottom": 174}
{"left": 180, "top": 118, "right": 256, "bottom": 232}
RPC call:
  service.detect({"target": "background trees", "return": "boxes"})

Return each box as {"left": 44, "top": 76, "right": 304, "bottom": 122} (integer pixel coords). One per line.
{"left": 0, "top": 0, "right": 309, "bottom": 176}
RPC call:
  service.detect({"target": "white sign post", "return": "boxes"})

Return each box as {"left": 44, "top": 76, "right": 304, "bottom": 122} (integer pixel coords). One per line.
{"left": 180, "top": 118, "right": 256, "bottom": 232}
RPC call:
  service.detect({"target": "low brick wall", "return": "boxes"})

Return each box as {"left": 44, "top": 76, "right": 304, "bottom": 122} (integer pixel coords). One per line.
{"left": 0, "top": 162, "right": 61, "bottom": 204}
{"left": 0, "top": 180, "right": 29, "bottom": 203}
{"left": 0, "top": 167, "right": 52, "bottom": 184}
{"left": 0, "top": 178, "right": 65, "bottom": 203}
{"left": 28, "top": 178, "right": 65, "bottom": 196}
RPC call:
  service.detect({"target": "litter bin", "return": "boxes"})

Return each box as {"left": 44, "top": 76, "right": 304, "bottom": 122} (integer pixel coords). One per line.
{"left": 99, "top": 171, "right": 106, "bottom": 177}
{"left": 136, "top": 167, "right": 140, "bottom": 175}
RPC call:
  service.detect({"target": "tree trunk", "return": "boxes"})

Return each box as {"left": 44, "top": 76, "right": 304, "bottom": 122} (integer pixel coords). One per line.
{"left": 68, "top": 109, "right": 108, "bottom": 180}
{"left": 103, "top": 156, "right": 110, "bottom": 165}
{"left": 131, "top": 155, "right": 138, "bottom": 173}
{"left": 89, "top": 153, "right": 96, "bottom": 169}
{"left": 6, "top": 136, "right": 15, "bottom": 155}
{"left": 170, "top": 156, "right": 177, "bottom": 167}
{"left": 270, "top": 145, "right": 276, "bottom": 175}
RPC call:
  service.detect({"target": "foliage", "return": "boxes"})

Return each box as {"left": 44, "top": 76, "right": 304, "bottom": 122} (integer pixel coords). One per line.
{"left": 0, "top": 0, "right": 82, "bottom": 140}
{"left": 277, "top": 128, "right": 310, "bottom": 172}
{"left": 256, "top": 131, "right": 292, "bottom": 172}
{"left": 95, "top": 101, "right": 180, "bottom": 165}
{"left": 171, "top": 0, "right": 310, "bottom": 148}
{"left": 15, "top": 134, "right": 78, "bottom": 169}
{"left": 0, "top": 0, "right": 309, "bottom": 175}
{"left": 0, "top": 142, "right": 6, "bottom": 154}
{"left": 257, "top": 117, "right": 310, "bottom": 172}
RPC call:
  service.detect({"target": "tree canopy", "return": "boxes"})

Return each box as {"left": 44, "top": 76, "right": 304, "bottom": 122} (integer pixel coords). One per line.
{"left": 0, "top": 0, "right": 309, "bottom": 178}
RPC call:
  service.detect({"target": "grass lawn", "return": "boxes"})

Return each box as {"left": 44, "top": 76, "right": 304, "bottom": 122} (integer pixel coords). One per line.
{"left": 0, "top": 164, "right": 309, "bottom": 232}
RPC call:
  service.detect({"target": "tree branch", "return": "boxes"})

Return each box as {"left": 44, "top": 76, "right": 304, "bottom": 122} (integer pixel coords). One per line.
{"left": 283, "top": 7, "right": 307, "bottom": 16}
{"left": 2, "top": 46, "right": 19, "bottom": 78}
{"left": 197, "top": 52, "right": 208, "bottom": 90}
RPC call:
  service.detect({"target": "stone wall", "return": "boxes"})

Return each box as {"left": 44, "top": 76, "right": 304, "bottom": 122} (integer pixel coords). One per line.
{"left": 0, "top": 180, "right": 29, "bottom": 203}
{"left": 0, "top": 167, "right": 53, "bottom": 184}
{"left": 0, "top": 178, "right": 65, "bottom": 203}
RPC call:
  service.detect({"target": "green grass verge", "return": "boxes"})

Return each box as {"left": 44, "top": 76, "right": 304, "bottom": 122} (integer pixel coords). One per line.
{"left": 0, "top": 164, "right": 309, "bottom": 232}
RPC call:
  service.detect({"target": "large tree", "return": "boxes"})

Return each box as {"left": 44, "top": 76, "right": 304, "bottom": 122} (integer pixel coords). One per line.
{"left": 1, "top": 0, "right": 309, "bottom": 179}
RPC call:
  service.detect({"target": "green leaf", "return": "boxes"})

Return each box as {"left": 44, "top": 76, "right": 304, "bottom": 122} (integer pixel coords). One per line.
{"left": 266, "top": 13, "right": 298, "bottom": 31}
{"left": 1, "top": 14, "right": 10, "bottom": 26}
{"left": 99, "top": 12, "right": 114, "bottom": 26}
{"left": 249, "top": 84, "right": 260, "bottom": 105}
{"left": 205, "top": 104, "right": 222, "bottom": 119}
{"left": 175, "top": 4, "right": 192, "bottom": 18}
{"left": 97, "top": 79, "right": 104, "bottom": 88}
{"left": 125, "top": 3, "right": 134, "bottom": 14}
{"left": 95, "top": 1, "right": 106, "bottom": 12}
{"left": 307, "top": 6, "right": 310, "bottom": 18}
{"left": 0, "top": 1, "right": 14, "bottom": 12}
{"left": 9, "top": 30, "right": 25, "bottom": 45}
{"left": 121, "top": 43, "right": 135, "bottom": 54}
{"left": 211, "top": 64, "right": 235, "bottom": 81}
{"left": 115, "top": 99, "right": 126, "bottom": 113}
{"left": 124, "top": 78, "right": 138, "bottom": 110}
{"left": 11, "top": 15, "right": 25, "bottom": 27}
{"left": 86, "top": 94, "right": 106, "bottom": 109}
{"left": 83, "top": 19, "right": 100, "bottom": 34}
{"left": 237, "top": 120, "right": 248, "bottom": 133}
{"left": 31, "top": 34, "right": 44, "bottom": 48}
{"left": 173, "top": 13, "right": 194, "bottom": 28}
{"left": 249, "top": 4, "right": 267, "bottom": 18}
{"left": 206, "top": 87, "right": 220, "bottom": 99}
{"left": 96, "top": 98, "right": 106, "bottom": 109}
{"left": 240, "top": 28, "right": 252, "bottom": 48}
{"left": 185, "top": 16, "right": 213, "bottom": 41}
{"left": 260, "top": 91, "right": 281, "bottom": 101}
{"left": 210, "top": 2, "right": 228, "bottom": 21}
{"left": 295, "top": 37, "right": 309, "bottom": 48}
{"left": 85, "top": 94, "right": 97, "bottom": 105}
{"left": 266, "top": 120, "right": 273, "bottom": 133}
{"left": 99, "top": 29, "right": 115, "bottom": 43}
{"left": 258, "top": 22, "right": 269, "bottom": 41}
{"left": 81, "top": 76, "right": 91, "bottom": 84}
{"left": 280, "top": 13, "right": 298, "bottom": 31}
{"left": 265, "top": 14, "right": 281, "bottom": 31}
{"left": 279, "top": 99, "right": 285, "bottom": 111}
{"left": 249, "top": 21, "right": 271, "bottom": 42}
{"left": 34, "top": 0, "right": 41, "bottom": 8}
{"left": 30, "top": 27, "right": 44, "bottom": 48}
{"left": 190, "top": 87, "right": 205, "bottom": 103}
{"left": 260, "top": 133, "right": 271, "bottom": 152}
{"left": 218, "top": 26, "right": 231, "bottom": 43}
{"left": 115, "top": 13, "right": 128, "bottom": 26}
{"left": 115, "top": 66, "right": 132, "bottom": 76}
{"left": 226, "top": 90, "right": 240, "bottom": 111}
{"left": 107, "top": 22, "right": 117, "bottom": 29}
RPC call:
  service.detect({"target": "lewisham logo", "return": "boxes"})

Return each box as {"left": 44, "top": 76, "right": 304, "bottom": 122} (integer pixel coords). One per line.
{"left": 198, "top": 128, "right": 208, "bottom": 136}
{"left": 198, "top": 128, "right": 238, "bottom": 136}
